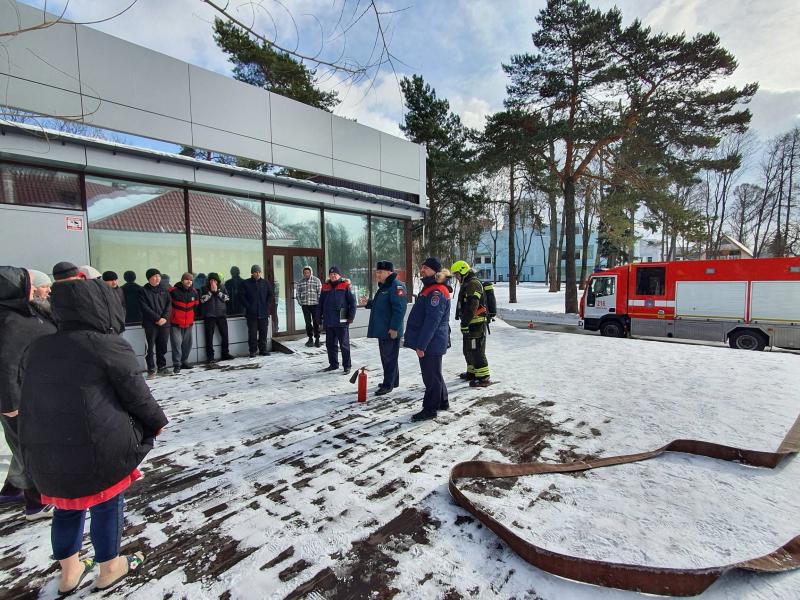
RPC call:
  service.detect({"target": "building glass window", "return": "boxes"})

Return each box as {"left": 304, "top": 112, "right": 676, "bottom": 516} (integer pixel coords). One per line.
{"left": 188, "top": 190, "right": 264, "bottom": 316}
{"left": 0, "top": 163, "right": 81, "bottom": 209}
{"left": 325, "top": 210, "right": 369, "bottom": 305}
{"left": 266, "top": 203, "right": 321, "bottom": 248}
{"left": 86, "top": 176, "right": 187, "bottom": 324}
{"left": 370, "top": 216, "right": 407, "bottom": 283}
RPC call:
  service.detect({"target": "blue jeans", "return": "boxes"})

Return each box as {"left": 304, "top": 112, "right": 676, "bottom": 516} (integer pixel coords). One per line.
{"left": 51, "top": 493, "right": 124, "bottom": 562}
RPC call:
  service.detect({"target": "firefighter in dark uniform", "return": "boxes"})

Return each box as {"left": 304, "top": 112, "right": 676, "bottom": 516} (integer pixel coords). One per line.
{"left": 403, "top": 257, "right": 451, "bottom": 422}
{"left": 451, "top": 260, "right": 495, "bottom": 387}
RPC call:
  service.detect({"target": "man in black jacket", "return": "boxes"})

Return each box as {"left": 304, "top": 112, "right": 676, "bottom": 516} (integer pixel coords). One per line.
{"left": 102, "top": 271, "right": 126, "bottom": 333}
{"left": 19, "top": 277, "right": 167, "bottom": 595}
{"left": 139, "top": 268, "right": 171, "bottom": 376}
{"left": 0, "top": 266, "right": 57, "bottom": 519}
{"left": 241, "top": 264, "right": 274, "bottom": 357}
{"left": 200, "top": 272, "right": 232, "bottom": 362}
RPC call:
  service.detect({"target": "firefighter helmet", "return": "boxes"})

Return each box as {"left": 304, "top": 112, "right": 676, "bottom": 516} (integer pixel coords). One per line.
{"left": 450, "top": 260, "right": 471, "bottom": 275}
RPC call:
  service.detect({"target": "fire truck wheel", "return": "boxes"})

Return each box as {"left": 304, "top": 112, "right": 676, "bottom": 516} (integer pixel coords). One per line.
{"left": 728, "top": 329, "right": 767, "bottom": 351}
{"left": 600, "top": 320, "right": 626, "bottom": 338}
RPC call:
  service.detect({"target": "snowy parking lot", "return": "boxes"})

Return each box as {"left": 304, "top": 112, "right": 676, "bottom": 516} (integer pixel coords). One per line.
{"left": 2, "top": 318, "right": 799, "bottom": 599}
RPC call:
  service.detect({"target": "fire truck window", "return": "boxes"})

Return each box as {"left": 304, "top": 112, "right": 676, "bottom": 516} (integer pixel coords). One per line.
{"left": 635, "top": 267, "right": 665, "bottom": 296}
{"left": 591, "top": 277, "right": 615, "bottom": 298}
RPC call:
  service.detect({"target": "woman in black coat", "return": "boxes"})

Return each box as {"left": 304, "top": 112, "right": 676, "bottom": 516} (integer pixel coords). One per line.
{"left": 19, "top": 278, "right": 168, "bottom": 595}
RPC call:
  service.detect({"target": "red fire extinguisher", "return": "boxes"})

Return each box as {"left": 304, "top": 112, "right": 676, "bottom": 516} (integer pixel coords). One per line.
{"left": 357, "top": 367, "right": 368, "bottom": 403}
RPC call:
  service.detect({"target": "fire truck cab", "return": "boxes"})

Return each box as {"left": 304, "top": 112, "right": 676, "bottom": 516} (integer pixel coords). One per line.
{"left": 579, "top": 257, "right": 800, "bottom": 351}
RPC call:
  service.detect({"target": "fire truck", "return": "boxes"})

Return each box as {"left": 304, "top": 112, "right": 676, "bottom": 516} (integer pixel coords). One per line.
{"left": 578, "top": 257, "right": 800, "bottom": 350}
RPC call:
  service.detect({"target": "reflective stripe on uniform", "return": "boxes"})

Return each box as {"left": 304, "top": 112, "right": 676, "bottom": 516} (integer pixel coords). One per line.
{"left": 473, "top": 366, "right": 490, "bottom": 378}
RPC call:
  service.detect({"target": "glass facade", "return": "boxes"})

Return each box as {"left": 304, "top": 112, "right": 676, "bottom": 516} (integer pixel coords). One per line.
{"left": 325, "top": 210, "right": 369, "bottom": 305}
{"left": 86, "top": 176, "right": 188, "bottom": 323}
{"left": 188, "top": 191, "right": 263, "bottom": 316}
{"left": 370, "top": 216, "right": 407, "bottom": 283}
{"left": 266, "top": 203, "right": 321, "bottom": 248}
{"left": 0, "top": 163, "right": 81, "bottom": 209}
{"left": 1, "top": 161, "right": 410, "bottom": 330}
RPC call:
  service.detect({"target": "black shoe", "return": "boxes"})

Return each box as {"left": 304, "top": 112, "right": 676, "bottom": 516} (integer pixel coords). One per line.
{"left": 249, "top": 352, "right": 257, "bottom": 358}
{"left": 374, "top": 386, "right": 391, "bottom": 396}
{"left": 305, "top": 338, "right": 314, "bottom": 347}
{"left": 322, "top": 365, "right": 338, "bottom": 372}
{"left": 470, "top": 378, "right": 492, "bottom": 388}
{"left": 259, "top": 350, "right": 270, "bottom": 356}
{"left": 314, "top": 339, "right": 321, "bottom": 347}
{"left": 173, "top": 366, "right": 181, "bottom": 374}
{"left": 343, "top": 368, "right": 351, "bottom": 375}
{"left": 180, "top": 362, "right": 193, "bottom": 369}
{"left": 221, "top": 353, "right": 234, "bottom": 361}
{"left": 158, "top": 367, "right": 170, "bottom": 375}
{"left": 207, "top": 356, "right": 217, "bottom": 363}
{"left": 459, "top": 372, "right": 476, "bottom": 381}
{"left": 440, "top": 403, "right": 450, "bottom": 410}
{"left": 411, "top": 410, "right": 436, "bottom": 422}
{"left": 147, "top": 369, "right": 156, "bottom": 376}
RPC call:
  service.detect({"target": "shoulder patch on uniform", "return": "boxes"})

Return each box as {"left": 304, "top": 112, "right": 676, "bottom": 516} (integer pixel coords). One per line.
{"left": 430, "top": 292, "right": 440, "bottom": 306}
{"left": 396, "top": 287, "right": 405, "bottom": 296}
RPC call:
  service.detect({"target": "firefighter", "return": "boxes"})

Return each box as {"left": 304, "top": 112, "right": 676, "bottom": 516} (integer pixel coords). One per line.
{"left": 451, "top": 260, "right": 495, "bottom": 387}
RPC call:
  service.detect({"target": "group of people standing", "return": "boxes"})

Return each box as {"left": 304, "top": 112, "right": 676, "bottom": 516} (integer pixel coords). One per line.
{"left": 1, "top": 263, "right": 167, "bottom": 595}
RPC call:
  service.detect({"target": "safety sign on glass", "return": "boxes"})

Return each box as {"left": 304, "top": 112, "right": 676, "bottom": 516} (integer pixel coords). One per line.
{"left": 65, "top": 216, "right": 84, "bottom": 231}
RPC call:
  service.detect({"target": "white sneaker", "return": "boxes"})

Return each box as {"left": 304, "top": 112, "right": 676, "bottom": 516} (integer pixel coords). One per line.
{"left": 25, "top": 504, "right": 54, "bottom": 521}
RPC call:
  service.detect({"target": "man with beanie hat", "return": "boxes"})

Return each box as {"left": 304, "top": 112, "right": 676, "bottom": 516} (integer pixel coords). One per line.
{"left": 295, "top": 265, "right": 322, "bottom": 347}
{"left": 102, "top": 271, "right": 126, "bottom": 333}
{"left": 241, "top": 264, "right": 274, "bottom": 357}
{"left": 200, "top": 272, "right": 232, "bottom": 362}
{"left": 78, "top": 265, "right": 102, "bottom": 280}
{"left": 0, "top": 266, "right": 56, "bottom": 519}
{"left": 319, "top": 266, "right": 357, "bottom": 373}
{"left": 52, "top": 261, "right": 79, "bottom": 281}
{"left": 27, "top": 269, "right": 55, "bottom": 323}
{"left": 169, "top": 273, "right": 199, "bottom": 373}
{"left": 121, "top": 271, "right": 142, "bottom": 324}
{"left": 139, "top": 268, "right": 171, "bottom": 376}
{"left": 366, "top": 261, "right": 407, "bottom": 395}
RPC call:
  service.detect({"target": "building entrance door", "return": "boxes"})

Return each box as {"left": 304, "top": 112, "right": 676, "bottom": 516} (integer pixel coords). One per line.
{"left": 267, "top": 249, "right": 323, "bottom": 335}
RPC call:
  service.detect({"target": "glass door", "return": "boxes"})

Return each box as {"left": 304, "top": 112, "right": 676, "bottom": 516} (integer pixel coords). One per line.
{"left": 267, "top": 249, "right": 322, "bottom": 335}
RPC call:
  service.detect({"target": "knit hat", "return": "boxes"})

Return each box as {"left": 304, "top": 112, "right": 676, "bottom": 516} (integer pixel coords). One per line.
{"left": 52, "top": 261, "right": 79, "bottom": 281}
{"left": 181, "top": 272, "right": 193, "bottom": 281}
{"left": 145, "top": 268, "right": 161, "bottom": 280}
{"left": 422, "top": 257, "right": 442, "bottom": 272}
{"left": 251, "top": 264, "right": 262, "bottom": 274}
{"left": 328, "top": 265, "right": 342, "bottom": 276}
{"left": 27, "top": 269, "right": 51, "bottom": 288}
{"left": 375, "top": 260, "right": 394, "bottom": 272}
{"left": 78, "top": 265, "right": 102, "bottom": 280}
{"left": 123, "top": 270, "right": 136, "bottom": 283}
{"left": 207, "top": 272, "right": 221, "bottom": 283}
{"left": 102, "top": 270, "right": 118, "bottom": 282}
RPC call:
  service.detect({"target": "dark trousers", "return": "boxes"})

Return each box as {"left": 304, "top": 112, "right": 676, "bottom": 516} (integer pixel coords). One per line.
{"left": 204, "top": 317, "right": 229, "bottom": 359}
{"left": 419, "top": 353, "right": 447, "bottom": 414}
{"left": 301, "top": 304, "right": 321, "bottom": 339}
{"left": 143, "top": 323, "right": 170, "bottom": 371}
{"left": 463, "top": 333, "right": 489, "bottom": 379}
{"left": 247, "top": 316, "right": 269, "bottom": 354}
{"left": 325, "top": 326, "right": 351, "bottom": 369}
{"left": 0, "top": 415, "right": 45, "bottom": 510}
{"left": 378, "top": 337, "right": 400, "bottom": 389}
{"left": 170, "top": 326, "right": 193, "bottom": 367}
{"left": 52, "top": 493, "right": 124, "bottom": 562}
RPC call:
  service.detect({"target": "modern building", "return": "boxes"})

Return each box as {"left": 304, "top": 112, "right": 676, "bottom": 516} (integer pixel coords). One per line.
{"left": 475, "top": 225, "right": 599, "bottom": 283}
{"left": 0, "top": 1, "right": 426, "bottom": 360}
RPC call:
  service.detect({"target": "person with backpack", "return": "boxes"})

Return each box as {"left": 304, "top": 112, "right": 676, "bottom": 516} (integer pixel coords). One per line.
{"left": 450, "top": 260, "right": 495, "bottom": 387}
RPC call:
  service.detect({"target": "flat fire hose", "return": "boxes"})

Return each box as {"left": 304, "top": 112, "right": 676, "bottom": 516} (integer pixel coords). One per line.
{"left": 448, "top": 414, "right": 800, "bottom": 597}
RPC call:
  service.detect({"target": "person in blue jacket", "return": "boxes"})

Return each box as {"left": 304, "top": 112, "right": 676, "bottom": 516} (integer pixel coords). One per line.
{"left": 319, "top": 266, "right": 357, "bottom": 374}
{"left": 404, "top": 257, "right": 451, "bottom": 422}
{"left": 241, "top": 265, "right": 274, "bottom": 357}
{"left": 366, "top": 260, "right": 407, "bottom": 396}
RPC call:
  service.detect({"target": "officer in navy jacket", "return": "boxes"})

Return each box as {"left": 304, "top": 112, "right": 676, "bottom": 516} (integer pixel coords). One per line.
{"left": 319, "top": 266, "right": 357, "bottom": 373}
{"left": 241, "top": 265, "right": 274, "bottom": 357}
{"left": 403, "top": 257, "right": 451, "bottom": 422}
{"left": 366, "top": 260, "right": 407, "bottom": 395}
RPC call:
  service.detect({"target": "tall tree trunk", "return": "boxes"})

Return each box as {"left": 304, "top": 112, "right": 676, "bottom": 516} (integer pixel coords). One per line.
{"left": 492, "top": 235, "right": 497, "bottom": 283}
{"left": 556, "top": 209, "right": 566, "bottom": 289}
{"left": 564, "top": 178, "right": 578, "bottom": 313}
{"left": 547, "top": 139, "right": 559, "bottom": 292}
{"left": 579, "top": 187, "right": 591, "bottom": 289}
{"left": 508, "top": 164, "right": 518, "bottom": 303}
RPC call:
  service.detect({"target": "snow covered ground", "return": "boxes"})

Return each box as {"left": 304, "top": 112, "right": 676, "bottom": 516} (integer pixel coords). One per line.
{"left": 492, "top": 281, "right": 580, "bottom": 325}
{"left": 2, "top": 320, "right": 799, "bottom": 599}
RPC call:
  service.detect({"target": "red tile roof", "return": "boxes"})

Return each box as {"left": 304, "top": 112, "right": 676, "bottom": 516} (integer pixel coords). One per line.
{"left": 0, "top": 166, "right": 81, "bottom": 208}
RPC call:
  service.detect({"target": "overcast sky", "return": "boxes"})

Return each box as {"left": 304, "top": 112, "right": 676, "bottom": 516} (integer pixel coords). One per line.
{"left": 27, "top": 0, "right": 800, "bottom": 143}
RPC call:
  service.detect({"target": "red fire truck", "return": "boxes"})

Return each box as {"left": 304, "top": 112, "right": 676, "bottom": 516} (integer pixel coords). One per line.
{"left": 578, "top": 257, "right": 800, "bottom": 350}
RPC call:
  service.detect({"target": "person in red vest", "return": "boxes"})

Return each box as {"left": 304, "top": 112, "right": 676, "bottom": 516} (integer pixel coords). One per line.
{"left": 169, "top": 273, "right": 199, "bottom": 374}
